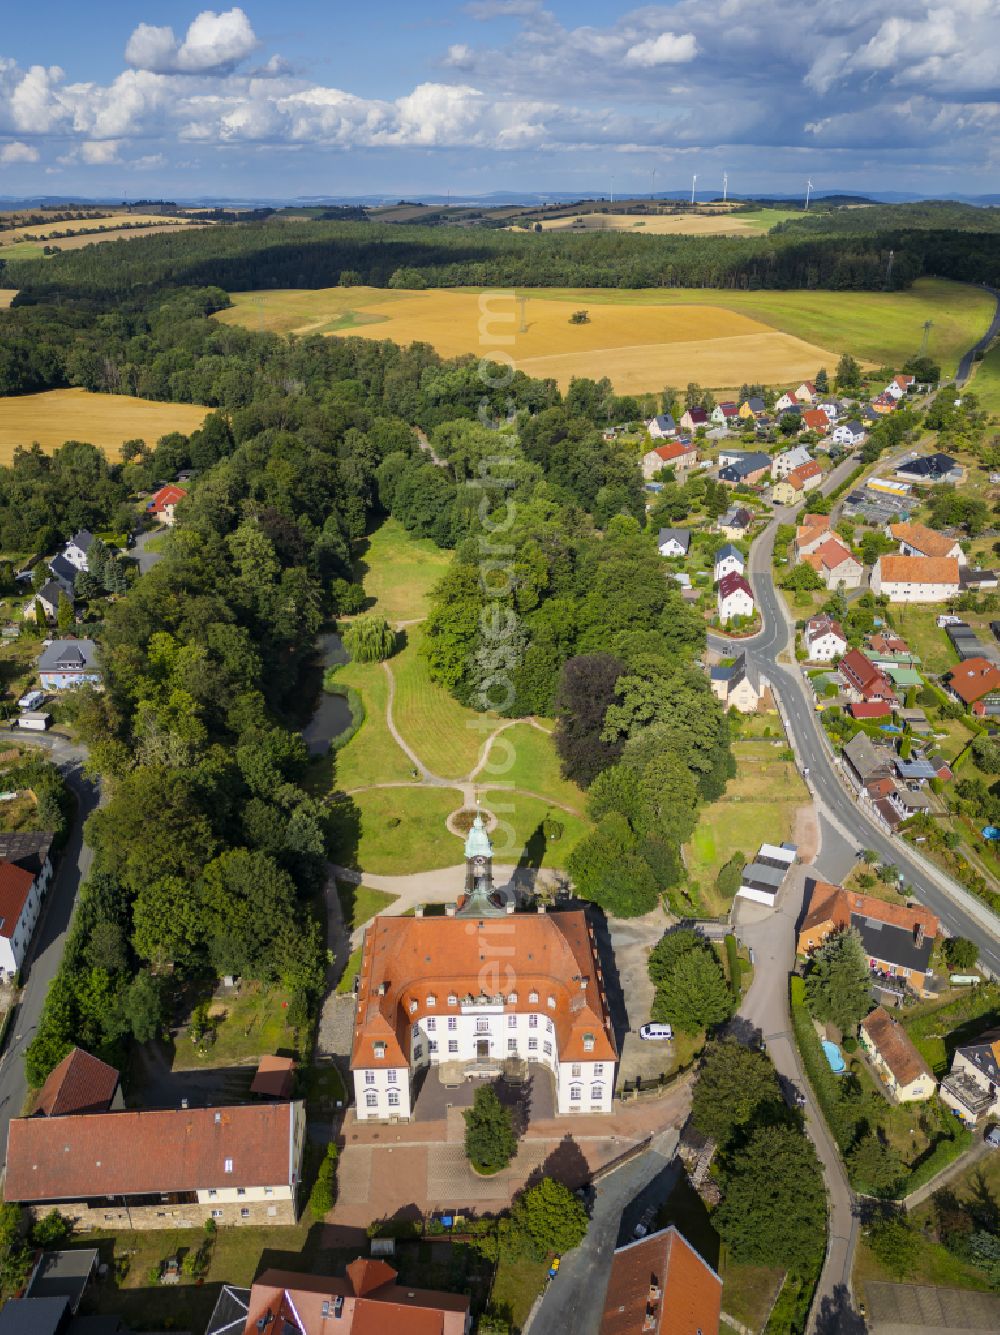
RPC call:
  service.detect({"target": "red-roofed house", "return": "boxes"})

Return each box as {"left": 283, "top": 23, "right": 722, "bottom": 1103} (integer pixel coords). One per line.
{"left": 801, "top": 408, "right": 831, "bottom": 435}
{"left": 945, "top": 658, "right": 1000, "bottom": 716}
{"left": 717, "top": 571, "right": 755, "bottom": 624}
{"left": 34, "top": 1048, "right": 121, "bottom": 1118}
{"left": 0, "top": 858, "right": 47, "bottom": 980}
{"left": 804, "top": 615, "right": 847, "bottom": 661}
{"left": 796, "top": 381, "right": 817, "bottom": 403}
{"left": 147, "top": 484, "right": 188, "bottom": 527}
{"left": 207, "top": 1263, "right": 472, "bottom": 1335}
{"left": 600, "top": 1226, "right": 722, "bottom": 1335}
{"left": 802, "top": 539, "right": 864, "bottom": 590}
{"left": 848, "top": 701, "right": 893, "bottom": 721}
{"left": 641, "top": 442, "right": 699, "bottom": 481}
{"left": 840, "top": 649, "right": 897, "bottom": 704}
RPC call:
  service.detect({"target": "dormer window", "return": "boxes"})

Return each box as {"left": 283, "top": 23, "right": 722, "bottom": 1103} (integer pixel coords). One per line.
{"left": 448, "top": 994, "right": 457, "bottom": 1006}
{"left": 409, "top": 1000, "right": 418, "bottom": 1013}
{"left": 426, "top": 994, "right": 436, "bottom": 1007}
{"left": 583, "top": 1033, "right": 595, "bottom": 1052}
{"left": 374, "top": 1042, "right": 386, "bottom": 1060}
{"left": 508, "top": 992, "right": 518, "bottom": 1004}
{"left": 529, "top": 990, "right": 538, "bottom": 1003}
{"left": 547, "top": 996, "right": 556, "bottom": 1009}
{"left": 224, "top": 1158, "right": 233, "bottom": 1174}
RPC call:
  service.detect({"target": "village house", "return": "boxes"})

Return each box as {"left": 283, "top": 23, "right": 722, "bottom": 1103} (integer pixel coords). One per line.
{"left": 841, "top": 731, "right": 896, "bottom": 789}
{"left": 804, "top": 615, "right": 847, "bottom": 661}
{"left": 717, "top": 506, "right": 753, "bottom": 540}
{"left": 713, "top": 543, "right": 745, "bottom": 583}
{"left": 840, "top": 649, "right": 897, "bottom": 704}
{"left": 944, "top": 658, "right": 1000, "bottom": 717}
{"left": 793, "top": 512, "right": 831, "bottom": 560}
{"left": 738, "top": 395, "right": 766, "bottom": 419}
{"left": 37, "top": 639, "right": 102, "bottom": 691}
{"left": 719, "top": 452, "right": 770, "bottom": 487}
{"left": 795, "top": 381, "right": 817, "bottom": 403}
{"left": 62, "top": 530, "right": 95, "bottom": 573}
{"left": 350, "top": 816, "right": 616, "bottom": 1119}
{"left": 895, "top": 452, "right": 963, "bottom": 486}
{"left": 4, "top": 1096, "right": 306, "bottom": 1229}
{"left": 147, "top": 483, "right": 188, "bottom": 527}
{"left": 848, "top": 700, "right": 893, "bottom": 723}
{"left": 870, "top": 555, "right": 961, "bottom": 603}
{"left": 800, "top": 409, "right": 830, "bottom": 435}
{"left": 34, "top": 1047, "right": 123, "bottom": 1117}
{"left": 797, "top": 881, "right": 939, "bottom": 995}
{"left": 679, "top": 406, "right": 709, "bottom": 433}
{"left": 832, "top": 420, "right": 865, "bottom": 447}
{"left": 888, "top": 522, "right": 965, "bottom": 565}
{"left": 802, "top": 538, "right": 864, "bottom": 590}
{"left": 774, "top": 391, "right": 799, "bottom": 412}
{"left": 22, "top": 580, "right": 71, "bottom": 625}
{"left": 599, "top": 1226, "right": 722, "bottom": 1335}
{"left": 645, "top": 413, "right": 677, "bottom": 439}
{"left": 710, "top": 401, "right": 740, "bottom": 427}
{"left": 770, "top": 444, "right": 812, "bottom": 480}
{"left": 717, "top": 571, "right": 755, "bottom": 624}
{"left": 206, "top": 1262, "right": 471, "bottom": 1335}
{"left": 709, "top": 652, "right": 761, "bottom": 713}
{"left": 860, "top": 1007, "right": 936, "bottom": 1103}
{"left": 816, "top": 399, "right": 840, "bottom": 421}
{"left": 0, "top": 832, "right": 55, "bottom": 981}
{"left": 940, "top": 1029, "right": 1000, "bottom": 1126}
{"left": 773, "top": 459, "right": 824, "bottom": 506}
{"left": 657, "top": 528, "right": 691, "bottom": 558}
{"left": 641, "top": 440, "right": 698, "bottom": 481}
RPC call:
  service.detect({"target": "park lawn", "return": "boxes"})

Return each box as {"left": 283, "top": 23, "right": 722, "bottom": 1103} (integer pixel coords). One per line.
{"left": 490, "top": 1251, "right": 552, "bottom": 1332}
{"left": 887, "top": 604, "right": 959, "bottom": 677}
{"left": 684, "top": 742, "right": 808, "bottom": 916}
{"left": 354, "top": 517, "right": 452, "bottom": 624}
{"left": 173, "top": 983, "right": 300, "bottom": 1071}
{"left": 391, "top": 624, "right": 489, "bottom": 779}
{"left": 970, "top": 339, "right": 1000, "bottom": 416}
{"left": 327, "top": 657, "right": 414, "bottom": 790}
{"left": 336, "top": 880, "right": 399, "bottom": 931}
{"left": 479, "top": 721, "right": 587, "bottom": 814}
{"left": 336, "top": 946, "right": 363, "bottom": 994}
{"left": 481, "top": 788, "right": 593, "bottom": 872}
{"left": 351, "top": 785, "right": 463, "bottom": 875}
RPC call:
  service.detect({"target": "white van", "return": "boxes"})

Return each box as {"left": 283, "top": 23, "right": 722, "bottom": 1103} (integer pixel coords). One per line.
{"left": 17, "top": 689, "right": 45, "bottom": 711}
{"left": 639, "top": 1023, "right": 673, "bottom": 1041}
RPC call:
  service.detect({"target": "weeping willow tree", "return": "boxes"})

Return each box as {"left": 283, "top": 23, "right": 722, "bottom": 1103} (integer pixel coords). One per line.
{"left": 343, "top": 615, "right": 397, "bottom": 663}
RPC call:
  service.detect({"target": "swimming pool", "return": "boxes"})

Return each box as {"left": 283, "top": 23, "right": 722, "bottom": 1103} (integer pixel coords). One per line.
{"left": 821, "top": 1039, "right": 846, "bottom": 1074}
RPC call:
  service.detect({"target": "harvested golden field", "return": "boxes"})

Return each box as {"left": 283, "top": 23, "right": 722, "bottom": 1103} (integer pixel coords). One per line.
{"left": 0, "top": 388, "right": 209, "bottom": 462}
{"left": 533, "top": 209, "right": 799, "bottom": 235}
{"left": 0, "top": 290, "right": 15, "bottom": 308}
{"left": 0, "top": 213, "right": 205, "bottom": 247}
{"left": 216, "top": 285, "right": 840, "bottom": 391}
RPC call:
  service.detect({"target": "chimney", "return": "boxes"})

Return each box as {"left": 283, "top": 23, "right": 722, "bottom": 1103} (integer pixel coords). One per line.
{"left": 915, "top": 922, "right": 925, "bottom": 948}
{"left": 445, "top": 903, "right": 456, "bottom": 917}
{"left": 506, "top": 901, "right": 515, "bottom": 915}
{"left": 415, "top": 904, "right": 424, "bottom": 918}
{"left": 537, "top": 903, "right": 547, "bottom": 914}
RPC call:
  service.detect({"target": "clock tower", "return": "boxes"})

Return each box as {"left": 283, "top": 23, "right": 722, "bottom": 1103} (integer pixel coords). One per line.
{"left": 463, "top": 808, "right": 494, "bottom": 898}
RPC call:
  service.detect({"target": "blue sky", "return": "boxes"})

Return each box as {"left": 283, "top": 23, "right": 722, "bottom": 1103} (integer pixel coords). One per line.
{"left": 0, "top": 2, "right": 998, "bottom": 199}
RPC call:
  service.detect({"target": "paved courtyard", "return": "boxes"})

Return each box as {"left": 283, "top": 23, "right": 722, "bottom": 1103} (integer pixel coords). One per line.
{"left": 411, "top": 1064, "right": 555, "bottom": 1125}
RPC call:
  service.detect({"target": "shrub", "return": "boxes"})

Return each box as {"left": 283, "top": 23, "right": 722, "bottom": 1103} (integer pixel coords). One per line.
{"left": 308, "top": 1142, "right": 339, "bottom": 1220}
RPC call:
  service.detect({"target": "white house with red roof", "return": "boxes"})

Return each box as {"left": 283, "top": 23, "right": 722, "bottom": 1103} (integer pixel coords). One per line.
{"left": 350, "top": 816, "right": 617, "bottom": 1118}
{"left": 0, "top": 848, "right": 50, "bottom": 980}
{"left": 147, "top": 483, "right": 189, "bottom": 527}
{"left": 717, "top": 571, "right": 755, "bottom": 624}
{"left": 795, "top": 381, "right": 817, "bottom": 403}
{"left": 641, "top": 441, "right": 698, "bottom": 481}
{"left": 804, "top": 615, "right": 847, "bottom": 662}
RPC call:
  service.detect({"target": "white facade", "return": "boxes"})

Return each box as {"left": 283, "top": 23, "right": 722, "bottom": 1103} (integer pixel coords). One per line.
{"left": 771, "top": 445, "right": 811, "bottom": 480}
{"left": 0, "top": 867, "right": 48, "bottom": 980}
{"left": 713, "top": 552, "right": 744, "bottom": 582}
{"left": 832, "top": 424, "right": 864, "bottom": 446}
{"left": 353, "top": 1000, "right": 614, "bottom": 1118}
{"left": 871, "top": 562, "right": 961, "bottom": 603}
{"left": 805, "top": 628, "right": 846, "bottom": 661}
{"left": 718, "top": 586, "right": 754, "bottom": 623}
{"left": 63, "top": 539, "right": 90, "bottom": 572}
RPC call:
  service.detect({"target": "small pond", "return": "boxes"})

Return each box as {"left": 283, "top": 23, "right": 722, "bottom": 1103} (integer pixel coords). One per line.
{"left": 302, "top": 632, "right": 353, "bottom": 756}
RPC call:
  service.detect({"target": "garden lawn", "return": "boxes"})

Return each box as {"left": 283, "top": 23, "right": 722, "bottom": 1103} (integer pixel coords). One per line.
{"left": 336, "top": 946, "right": 363, "bottom": 994}
{"left": 336, "top": 880, "right": 398, "bottom": 931}
{"left": 854, "top": 1230, "right": 990, "bottom": 1297}
{"left": 328, "top": 657, "right": 414, "bottom": 789}
{"left": 479, "top": 721, "right": 587, "bottom": 814}
{"left": 684, "top": 740, "right": 808, "bottom": 916}
{"left": 173, "top": 983, "right": 299, "bottom": 1071}
{"left": 490, "top": 1252, "right": 551, "bottom": 1332}
{"left": 354, "top": 517, "right": 452, "bottom": 624}
{"left": 888, "top": 605, "right": 960, "bottom": 677}
{"left": 902, "top": 984, "right": 1000, "bottom": 1077}
{"left": 392, "top": 624, "right": 489, "bottom": 779}
{"left": 351, "top": 786, "right": 464, "bottom": 875}
{"left": 481, "top": 788, "right": 593, "bottom": 871}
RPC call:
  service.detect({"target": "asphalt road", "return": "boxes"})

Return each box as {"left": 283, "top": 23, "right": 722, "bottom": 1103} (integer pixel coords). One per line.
{"left": 710, "top": 460, "right": 1000, "bottom": 978}
{"left": 956, "top": 286, "right": 1000, "bottom": 385}
{"left": 0, "top": 733, "right": 96, "bottom": 1152}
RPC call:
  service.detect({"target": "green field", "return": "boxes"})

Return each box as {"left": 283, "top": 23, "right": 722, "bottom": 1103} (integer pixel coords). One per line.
{"left": 481, "top": 788, "right": 593, "bottom": 871}
{"left": 970, "top": 339, "right": 1000, "bottom": 414}
{"left": 478, "top": 721, "right": 586, "bottom": 813}
{"left": 336, "top": 881, "right": 399, "bottom": 931}
{"left": 353, "top": 517, "right": 452, "bottom": 623}
{"left": 685, "top": 738, "right": 808, "bottom": 915}
{"left": 326, "top": 657, "right": 414, "bottom": 790}
{"left": 392, "top": 623, "right": 491, "bottom": 780}
{"left": 350, "top": 786, "right": 463, "bottom": 874}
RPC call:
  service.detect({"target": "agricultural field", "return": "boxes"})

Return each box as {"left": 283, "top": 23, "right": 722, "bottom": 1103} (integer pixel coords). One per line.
{"left": 0, "top": 212, "right": 205, "bottom": 247}
{"left": 0, "top": 289, "right": 15, "bottom": 308}
{"left": 532, "top": 208, "right": 800, "bottom": 235}
{"left": 216, "top": 277, "right": 988, "bottom": 393}
{"left": 0, "top": 388, "right": 209, "bottom": 461}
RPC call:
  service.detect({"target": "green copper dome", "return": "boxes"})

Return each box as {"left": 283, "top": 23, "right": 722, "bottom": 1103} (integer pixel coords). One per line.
{"left": 464, "top": 810, "right": 493, "bottom": 860}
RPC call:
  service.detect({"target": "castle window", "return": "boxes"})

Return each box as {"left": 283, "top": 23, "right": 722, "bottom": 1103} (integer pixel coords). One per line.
{"left": 508, "top": 1039, "right": 517, "bottom": 1052}
{"left": 428, "top": 1040, "right": 438, "bottom": 1053}
{"left": 543, "top": 1042, "right": 552, "bottom": 1057}
{"left": 366, "top": 1092, "right": 377, "bottom": 1108}
{"left": 529, "top": 991, "right": 539, "bottom": 1003}
{"left": 583, "top": 1033, "right": 595, "bottom": 1053}
{"left": 448, "top": 994, "right": 457, "bottom": 1006}
{"left": 570, "top": 1086, "right": 581, "bottom": 1102}
{"left": 591, "top": 1084, "right": 603, "bottom": 1100}
{"left": 414, "top": 1045, "right": 423, "bottom": 1059}
{"left": 547, "top": 996, "right": 556, "bottom": 1009}
{"left": 508, "top": 992, "right": 518, "bottom": 1004}
{"left": 448, "top": 1017, "right": 457, "bottom": 1031}
{"left": 529, "top": 1015, "right": 538, "bottom": 1029}
{"left": 508, "top": 1014, "right": 516, "bottom": 1029}
{"left": 572, "top": 1064, "right": 581, "bottom": 1078}
{"left": 365, "top": 1070, "right": 375, "bottom": 1085}
{"left": 594, "top": 1064, "right": 604, "bottom": 1077}
{"left": 528, "top": 1038, "right": 538, "bottom": 1052}
{"left": 426, "top": 994, "right": 436, "bottom": 1007}
{"left": 546, "top": 1019, "right": 553, "bottom": 1034}
{"left": 409, "top": 1000, "right": 418, "bottom": 1013}
{"left": 388, "top": 1090, "right": 400, "bottom": 1107}
{"left": 426, "top": 1017, "right": 436, "bottom": 1032}
{"left": 448, "top": 1040, "right": 458, "bottom": 1053}
{"left": 387, "top": 1070, "right": 396, "bottom": 1084}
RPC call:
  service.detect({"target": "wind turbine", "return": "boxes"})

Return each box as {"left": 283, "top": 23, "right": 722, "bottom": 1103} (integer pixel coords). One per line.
{"left": 805, "top": 179, "right": 814, "bottom": 211}
{"left": 690, "top": 173, "right": 698, "bottom": 206}
{"left": 650, "top": 166, "right": 657, "bottom": 200}
{"left": 723, "top": 171, "right": 729, "bottom": 204}
{"left": 610, "top": 176, "right": 615, "bottom": 205}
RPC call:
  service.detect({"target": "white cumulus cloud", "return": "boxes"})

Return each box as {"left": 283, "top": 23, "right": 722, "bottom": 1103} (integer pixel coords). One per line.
{"left": 80, "top": 139, "right": 122, "bottom": 164}
{"left": 0, "top": 139, "right": 39, "bottom": 163}
{"left": 624, "top": 33, "right": 698, "bottom": 67}
{"left": 125, "top": 7, "right": 258, "bottom": 74}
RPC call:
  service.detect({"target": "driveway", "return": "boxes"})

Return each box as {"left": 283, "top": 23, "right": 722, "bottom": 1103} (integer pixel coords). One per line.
{"left": 131, "top": 525, "right": 165, "bottom": 575}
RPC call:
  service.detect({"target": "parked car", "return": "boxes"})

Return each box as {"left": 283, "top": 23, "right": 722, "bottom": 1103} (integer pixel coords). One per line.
{"left": 17, "top": 689, "right": 44, "bottom": 711}
{"left": 986, "top": 1125, "right": 1000, "bottom": 1149}
{"left": 633, "top": 1205, "right": 657, "bottom": 1239}
{"left": 639, "top": 1023, "right": 673, "bottom": 1041}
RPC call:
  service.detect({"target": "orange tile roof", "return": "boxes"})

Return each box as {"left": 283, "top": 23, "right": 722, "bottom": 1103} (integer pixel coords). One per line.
{"left": 888, "top": 523, "right": 958, "bottom": 559}
{"left": 4, "top": 1102, "right": 300, "bottom": 1203}
{"left": 800, "top": 410, "right": 830, "bottom": 432}
{"left": 600, "top": 1226, "right": 722, "bottom": 1335}
{"left": 0, "top": 861, "right": 35, "bottom": 939}
{"left": 800, "top": 881, "right": 938, "bottom": 941}
{"left": 788, "top": 460, "right": 823, "bottom": 488}
{"left": 35, "top": 1047, "right": 119, "bottom": 1118}
{"left": 250, "top": 1054, "right": 295, "bottom": 1099}
{"left": 150, "top": 483, "right": 188, "bottom": 511}
{"left": 244, "top": 1265, "right": 470, "bottom": 1335}
{"left": 946, "top": 658, "right": 1000, "bottom": 704}
{"left": 352, "top": 910, "right": 617, "bottom": 1071}
{"left": 876, "top": 555, "right": 960, "bottom": 586}
{"left": 861, "top": 1007, "right": 934, "bottom": 1089}
{"left": 804, "top": 538, "right": 857, "bottom": 575}
{"left": 653, "top": 442, "right": 697, "bottom": 463}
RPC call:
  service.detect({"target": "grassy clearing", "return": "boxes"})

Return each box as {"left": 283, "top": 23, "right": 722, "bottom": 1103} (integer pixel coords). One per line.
{"left": 322, "top": 657, "right": 414, "bottom": 790}
{"left": 684, "top": 736, "right": 808, "bottom": 915}
{"left": 336, "top": 880, "right": 398, "bottom": 931}
{"left": 353, "top": 517, "right": 452, "bottom": 623}
{"left": 173, "top": 982, "right": 299, "bottom": 1070}
{"left": 350, "top": 785, "right": 463, "bottom": 875}
{"left": 0, "top": 388, "right": 209, "bottom": 461}
{"left": 902, "top": 984, "right": 1000, "bottom": 1077}
{"left": 481, "top": 788, "right": 593, "bottom": 871}
{"left": 887, "top": 604, "right": 959, "bottom": 678}
{"left": 478, "top": 722, "right": 586, "bottom": 813}
{"left": 336, "top": 946, "right": 363, "bottom": 993}
{"left": 392, "top": 624, "right": 488, "bottom": 779}
{"left": 970, "top": 339, "right": 1000, "bottom": 415}
{"left": 217, "top": 278, "right": 991, "bottom": 390}
{"left": 854, "top": 1225, "right": 990, "bottom": 1297}
{"left": 0, "top": 289, "right": 15, "bottom": 308}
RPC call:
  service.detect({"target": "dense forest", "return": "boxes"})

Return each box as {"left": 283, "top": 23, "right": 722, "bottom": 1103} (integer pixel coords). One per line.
{"left": 15, "top": 235, "right": 732, "bottom": 1077}
{"left": 4, "top": 206, "right": 999, "bottom": 309}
